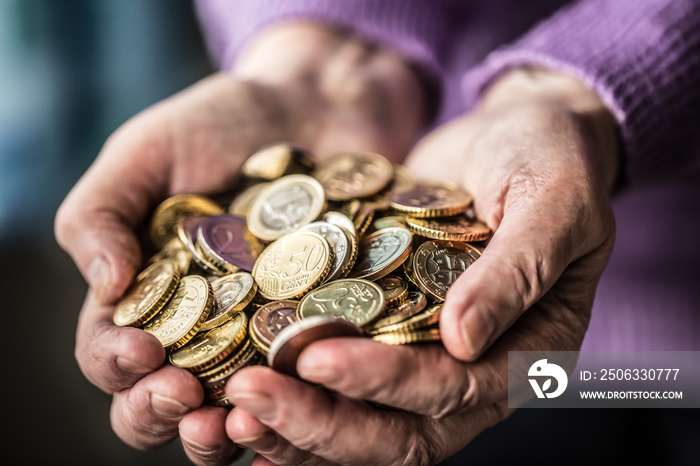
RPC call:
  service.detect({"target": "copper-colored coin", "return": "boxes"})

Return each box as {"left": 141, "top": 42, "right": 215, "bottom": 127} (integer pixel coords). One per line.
{"left": 252, "top": 231, "right": 333, "bottom": 300}
{"left": 313, "top": 152, "right": 393, "bottom": 201}
{"left": 268, "top": 315, "right": 363, "bottom": 376}
{"left": 251, "top": 300, "right": 299, "bottom": 350}
{"left": 297, "top": 278, "right": 385, "bottom": 327}
{"left": 405, "top": 215, "right": 491, "bottom": 242}
{"left": 350, "top": 227, "right": 412, "bottom": 281}
{"left": 113, "top": 259, "right": 181, "bottom": 327}
{"left": 147, "top": 238, "right": 191, "bottom": 275}
{"left": 199, "top": 273, "right": 257, "bottom": 331}
{"left": 143, "top": 275, "right": 213, "bottom": 350}
{"left": 374, "top": 275, "right": 408, "bottom": 307}
{"left": 247, "top": 174, "right": 326, "bottom": 241}
{"left": 241, "top": 142, "right": 316, "bottom": 180}
{"left": 169, "top": 312, "right": 248, "bottom": 373}
{"left": 228, "top": 182, "right": 270, "bottom": 217}
{"left": 413, "top": 240, "right": 481, "bottom": 302}
{"left": 150, "top": 194, "right": 223, "bottom": 250}
{"left": 371, "top": 304, "right": 442, "bottom": 334}
{"left": 389, "top": 180, "right": 472, "bottom": 218}
{"left": 368, "top": 291, "right": 428, "bottom": 330}
{"left": 372, "top": 328, "right": 441, "bottom": 345}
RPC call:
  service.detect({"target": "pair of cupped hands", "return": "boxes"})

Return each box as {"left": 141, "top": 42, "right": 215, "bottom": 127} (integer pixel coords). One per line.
{"left": 55, "top": 23, "right": 618, "bottom": 466}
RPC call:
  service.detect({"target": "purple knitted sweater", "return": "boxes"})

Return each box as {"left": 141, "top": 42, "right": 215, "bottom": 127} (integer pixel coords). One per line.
{"left": 195, "top": 0, "right": 700, "bottom": 350}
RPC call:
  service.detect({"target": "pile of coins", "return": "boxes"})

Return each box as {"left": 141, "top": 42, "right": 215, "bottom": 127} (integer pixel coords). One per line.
{"left": 113, "top": 143, "right": 491, "bottom": 406}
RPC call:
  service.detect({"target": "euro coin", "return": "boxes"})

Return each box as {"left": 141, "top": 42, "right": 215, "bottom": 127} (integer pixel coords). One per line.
{"left": 374, "top": 275, "right": 408, "bottom": 307}
{"left": 368, "top": 291, "right": 428, "bottom": 330}
{"left": 298, "top": 221, "right": 353, "bottom": 282}
{"left": 412, "top": 240, "right": 482, "bottom": 302}
{"left": 268, "top": 315, "right": 363, "bottom": 376}
{"left": 247, "top": 174, "right": 326, "bottom": 241}
{"left": 313, "top": 152, "right": 393, "bottom": 201}
{"left": 252, "top": 231, "right": 333, "bottom": 300}
{"left": 372, "top": 328, "right": 441, "bottom": 345}
{"left": 389, "top": 180, "right": 472, "bottom": 218}
{"left": 199, "top": 272, "right": 257, "bottom": 331}
{"left": 297, "top": 278, "right": 385, "bottom": 327}
{"left": 250, "top": 300, "right": 299, "bottom": 354}
{"left": 150, "top": 194, "right": 223, "bottom": 250}
{"left": 350, "top": 227, "right": 412, "bottom": 281}
{"left": 241, "top": 142, "right": 316, "bottom": 181}
{"left": 143, "top": 275, "right": 213, "bottom": 350}
{"left": 197, "top": 214, "right": 261, "bottom": 272}
{"left": 405, "top": 215, "right": 491, "bottom": 242}
{"left": 113, "top": 259, "right": 180, "bottom": 327}
{"left": 169, "top": 312, "right": 248, "bottom": 372}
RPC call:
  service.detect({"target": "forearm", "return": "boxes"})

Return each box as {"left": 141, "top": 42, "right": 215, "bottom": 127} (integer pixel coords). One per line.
{"left": 464, "top": 0, "right": 700, "bottom": 186}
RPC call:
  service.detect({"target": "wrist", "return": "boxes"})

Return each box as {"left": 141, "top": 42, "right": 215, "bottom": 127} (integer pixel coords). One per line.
{"left": 479, "top": 67, "right": 620, "bottom": 191}
{"left": 231, "top": 22, "right": 428, "bottom": 162}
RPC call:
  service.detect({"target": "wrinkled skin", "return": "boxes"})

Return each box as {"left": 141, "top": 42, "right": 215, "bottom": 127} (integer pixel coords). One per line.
{"left": 55, "top": 23, "right": 617, "bottom": 466}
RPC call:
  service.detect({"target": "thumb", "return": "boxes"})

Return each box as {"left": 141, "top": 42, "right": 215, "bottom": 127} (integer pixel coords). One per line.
{"left": 439, "top": 209, "right": 575, "bottom": 362}
{"left": 55, "top": 187, "right": 143, "bottom": 305}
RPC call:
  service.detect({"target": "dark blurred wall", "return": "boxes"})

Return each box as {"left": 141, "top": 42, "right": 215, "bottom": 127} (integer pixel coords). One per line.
{"left": 0, "top": 1, "right": 214, "bottom": 464}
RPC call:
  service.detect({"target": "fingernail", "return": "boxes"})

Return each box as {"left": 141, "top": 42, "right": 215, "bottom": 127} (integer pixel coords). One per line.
{"left": 229, "top": 392, "right": 276, "bottom": 422}
{"left": 233, "top": 432, "right": 278, "bottom": 452}
{"left": 180, "top": 434, "right": 217, "bottom": 453}
{"left": 461, "top": 309, "right": 496, "bottom": 359}
{"left": 115, "top": 356, "right": 153, "bottom": 375}
{"left": 150, "top": 393, "right": 191, "bottom": 418}
{"left": 297, "top": 358, "right": 339, "bottom": 384}
{"left": 87, "top": 256, "right": 110, "bottom": 303}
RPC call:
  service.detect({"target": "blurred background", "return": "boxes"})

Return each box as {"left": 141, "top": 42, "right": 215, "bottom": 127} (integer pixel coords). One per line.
{"left": 1, "top": 1, "right": 697, "bottom": 465}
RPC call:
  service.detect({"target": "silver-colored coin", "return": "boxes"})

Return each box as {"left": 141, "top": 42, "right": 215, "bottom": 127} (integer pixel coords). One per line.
{"left": 350, "top": 227, "right": 412, "bottom": 280}
{"left": 298, "top": 221, "right": 351, "bottom": 282}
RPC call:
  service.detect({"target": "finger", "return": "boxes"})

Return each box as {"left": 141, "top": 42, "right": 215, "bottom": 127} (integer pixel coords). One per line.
{"left": 75, "top": 290, "right": 166, "bottom": 393}
{"left": 110, "top": 365, "right": 203, "bottom": 450}
{"left": 226, "top": 366, "right": 425, "bottom": 465}
{"left": 180, "top": 406, "right": 242, "bottom": 466}
{"left": 297, "top": 338, "right": 503, "bottom": 418}
{"left": 54, "top": 128, "right": 167, "bottom": 304}
{"left": 227, "top": 408, "right": 316, "bottom": 465}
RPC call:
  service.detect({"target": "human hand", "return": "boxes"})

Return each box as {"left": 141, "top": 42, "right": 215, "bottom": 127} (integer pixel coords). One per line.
{"left": 224, "top": 67, "right": 618, "bottom": 465}
{"left": 54, "top": 22, "right": 427, "bottom": 465}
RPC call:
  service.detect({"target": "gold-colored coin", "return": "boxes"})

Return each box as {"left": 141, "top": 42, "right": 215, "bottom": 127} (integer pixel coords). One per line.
{"left": 150, "top": 194, "right": 223, "bottom": 250}
{"left": 362, "top": 164, "right": 416, "bottom": 212}
{"left": 113, "top": 259, "right": 180, "bottom": 327}
{"left": 370, "top": 304, "right": 442, "bottom": 334}
{"left": 297, "top": 278, "right": 385, "bottom": 327}
{"left": 228, "top": 182, "right": 269, "bottom": 217}
{"left": 241, "top": 142, "right": 316, "bottom": 181}
{"left": 374, "top": 275, "right": 408, "bottom": 307}
{"left": 405, "top": 215, "right": 492, "bottom": 242}
{"left": 353, "top": 204, "right": 375, "bottom": 238}
{"left": 389, "top": 180, "right": 472, "bottom": 218}
{"left": 313, "top": 152, "right": 393, "bottom": 201}
{"left": 247, "top": 174, "right": 326, "bottom": 241}
{"left": 350, "top": 227, "right": 412, "bottom": 281}
{"left": 368, "top": 291, "right": 428, "bottom": 330}
{"left": 169, "top": 312, "right": 248, "bottom": 373}
{"left": 199, "top": 272, "right": 257, "bottom": 331}
{"left": 197, "top": 338, "right": 257, "bottom": 383}
{"left": 201, "top": 347, "right": 265, "bottom": 405}
{"left": 412, "top": 240, "right": 481, "bottom": 302}
{"left": 147, "top": 238, "right": 191, "bottom": 275}
{"left": 252, "top": 231, "right": 333, "bottom": 300}
{"left": 179, "top": 216, "right": 228, "bottom": 276}
{"left": 143, "top": 275, "right": 214, "bottom": 350}
{"left": 372, "top": 328, "right": 441, "bottom": 345}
